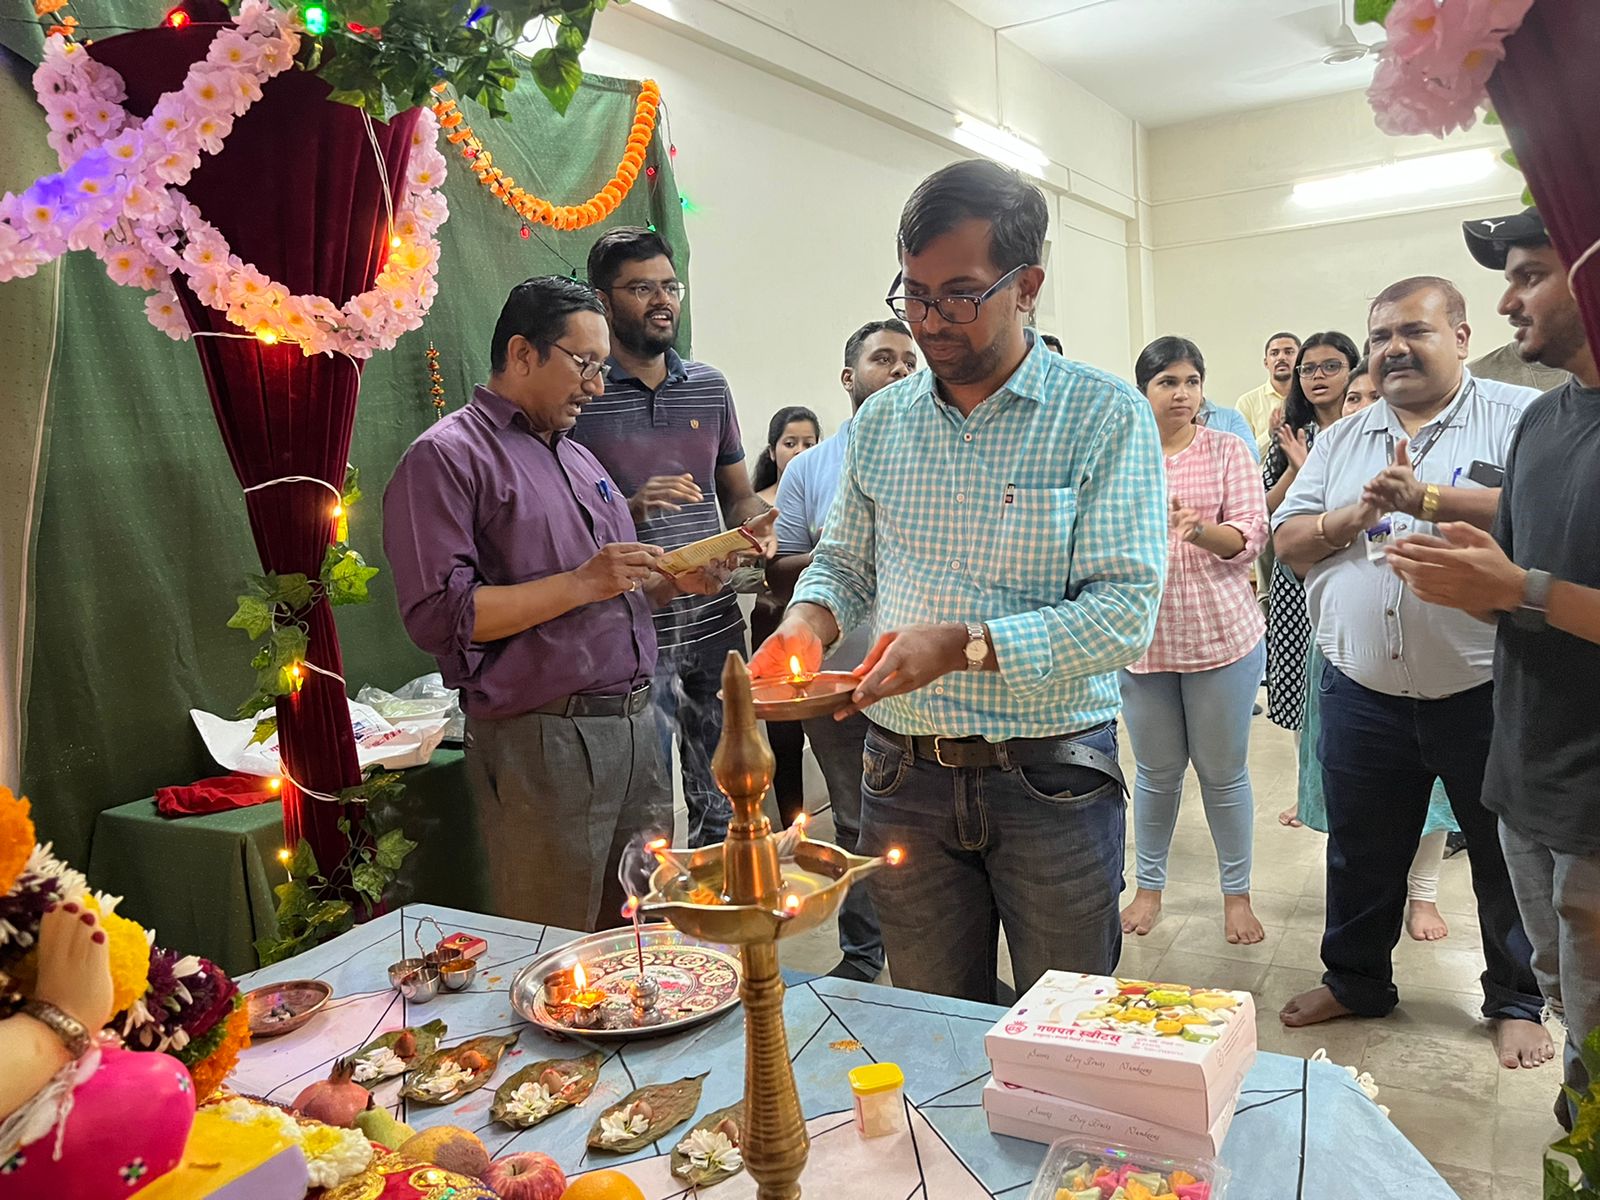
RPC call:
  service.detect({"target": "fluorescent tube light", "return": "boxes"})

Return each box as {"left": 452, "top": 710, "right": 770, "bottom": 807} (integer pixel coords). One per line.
{"left": 1291, "top": 148, "right": 1498, "bottom": 208}
{"left": 953, "top": 113, "right": 1050, "bottom": 176}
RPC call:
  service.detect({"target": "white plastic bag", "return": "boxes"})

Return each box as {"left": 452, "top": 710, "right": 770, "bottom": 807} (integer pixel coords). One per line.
{"left": 356, "top": 672, "right": 463, "bottom": 742}
{"left": 190, "top": 699, "right": 449, "bottom": 779}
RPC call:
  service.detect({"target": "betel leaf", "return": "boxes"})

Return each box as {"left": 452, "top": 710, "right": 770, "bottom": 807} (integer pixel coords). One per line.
{"left": 491, "top": 1052, "right": 604, "bottom": 1128}
{"left": 671, "top": 1100, "right": 745, "bottom": 1187}
{"left": 352, "top": 1019, "right": 449, "bottom": 1080}
{"left": 588, "top": 1073, "right": 708, "bottom": 1154}
{"left": 401, "top": 1034, "right": 520, "bottom": 1104}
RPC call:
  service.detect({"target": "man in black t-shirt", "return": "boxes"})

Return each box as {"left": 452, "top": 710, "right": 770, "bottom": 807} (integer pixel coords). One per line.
{"left": 1389, "top": 207, "right": 1600, "bottom": 1124}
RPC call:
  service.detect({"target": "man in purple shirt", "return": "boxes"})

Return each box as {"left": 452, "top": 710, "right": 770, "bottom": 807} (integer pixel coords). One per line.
{"left": 573, "top": 228, "right": 775, "bottom": 847}
{"left": 383, "top": 276, "right": 723, "bottom": 931}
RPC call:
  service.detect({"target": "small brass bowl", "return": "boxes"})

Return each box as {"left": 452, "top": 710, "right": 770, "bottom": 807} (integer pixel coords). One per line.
{"left": 388, "top": 958, "right": 441, "bottom": 1002}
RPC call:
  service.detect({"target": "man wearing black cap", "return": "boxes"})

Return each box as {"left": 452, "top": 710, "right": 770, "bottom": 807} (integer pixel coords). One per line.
{"left": 1465, "top": 208, "right": 1571, "bottom": 392}
{"left": 1389, "top": 207, "right": 1600, "bottom": 1121}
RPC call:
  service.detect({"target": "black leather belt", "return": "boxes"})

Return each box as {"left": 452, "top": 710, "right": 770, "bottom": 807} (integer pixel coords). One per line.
{"left": 868, "top": 721, "right": 1125, "bottom": 792}
{"left": 533, "top": 683, "right": 652, "bottom": 718}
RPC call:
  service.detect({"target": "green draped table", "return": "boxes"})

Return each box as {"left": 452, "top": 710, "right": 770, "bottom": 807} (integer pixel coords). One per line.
{"left": 85, "top": 749, "right": 482, "bottom": 975}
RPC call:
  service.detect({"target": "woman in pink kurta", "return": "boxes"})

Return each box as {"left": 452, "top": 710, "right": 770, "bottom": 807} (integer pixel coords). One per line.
{"left": 1120, "top": 338, "right": 1269, "bottom": 947}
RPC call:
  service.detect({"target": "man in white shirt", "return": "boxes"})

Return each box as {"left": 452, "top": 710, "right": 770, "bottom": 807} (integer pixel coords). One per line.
{"left": 1235, "top": 331, "right": 1301, "bottom": 453}
{"left": 1273, "top": 276, "right": 1549, "bottom": 1070}
{"left": 769, "top": 318, "right": 918, "bottom": 981}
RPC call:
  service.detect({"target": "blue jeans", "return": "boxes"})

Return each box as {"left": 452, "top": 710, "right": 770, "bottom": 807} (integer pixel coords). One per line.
{"left": 804, "top": 712, "right": 884, "bottom": 975}
{"left": 1317, "top": 664, "right": 1542, "bottom": 1021}
{"left": 1119, "top": 639, "right": 1265, "bottom": 895}
{"left": 857, "top": 721, "right": 1126, "bottom": 1003}
{"left": 653, "top": 628, "right": 745, "bottom": 847}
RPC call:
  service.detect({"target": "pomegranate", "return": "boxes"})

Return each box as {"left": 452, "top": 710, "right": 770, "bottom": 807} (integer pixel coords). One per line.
{"left": 290, "top": 1058, "right": 372, "bottom": 1127}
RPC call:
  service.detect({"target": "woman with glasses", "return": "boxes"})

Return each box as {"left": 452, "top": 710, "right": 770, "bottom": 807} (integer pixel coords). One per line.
{"left": 1263, "top": 333, "right": 1359, "bottom": 766}
{"left": 1120, "top": 337, "right": 1269, "bottom": 946}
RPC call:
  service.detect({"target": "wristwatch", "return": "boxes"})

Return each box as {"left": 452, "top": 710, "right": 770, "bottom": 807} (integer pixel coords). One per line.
{"left": 963, "top": 622, "right": 989, "bottom": 671}
{"left": 1512, "top": 568, "right": 1553, "bottom": 631}
{"left": 22, "top": 999, "right": 91, "bottom": 1059}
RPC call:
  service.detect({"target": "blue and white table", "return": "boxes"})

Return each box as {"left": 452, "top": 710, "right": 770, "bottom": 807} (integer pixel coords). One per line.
{"left": 233, "top": 905, "right": 1454, "bottom": 1199}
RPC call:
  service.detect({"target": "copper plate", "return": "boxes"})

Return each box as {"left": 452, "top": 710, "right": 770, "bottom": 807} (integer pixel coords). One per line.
{"left": 734, "top": 671, "right": 859, "bottom": 722}
{"left": 510, "top": 924, "right": 741, "bottom": 1042}
{"left": 245, "top": 979, "right": 333, "bottom": 1038}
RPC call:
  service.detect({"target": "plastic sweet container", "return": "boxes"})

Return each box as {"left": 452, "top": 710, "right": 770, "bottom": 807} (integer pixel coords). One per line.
{"left": 1025, "top": 1135, "right": 1229, "bottom": 1200}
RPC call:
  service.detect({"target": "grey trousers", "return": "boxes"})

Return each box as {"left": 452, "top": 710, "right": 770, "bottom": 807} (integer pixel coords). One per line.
{"left": 464, "top": 708, "right": 672, "bottom": 933}
{"left": 1500, "top": 817, "right": 1600, "bottom": 1108}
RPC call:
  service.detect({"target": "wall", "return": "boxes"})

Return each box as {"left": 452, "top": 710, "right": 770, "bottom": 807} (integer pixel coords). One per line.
{"left": 582, "top": 0, "right": 1142, "bottom": 444}
{"left": 1145, "top": 88, "right": 1527, "bottom": 407}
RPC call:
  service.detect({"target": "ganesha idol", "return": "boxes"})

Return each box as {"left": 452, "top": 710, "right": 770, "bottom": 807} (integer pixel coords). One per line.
{"left": 0, "top": 788, "right": 212, "bottom": 1197}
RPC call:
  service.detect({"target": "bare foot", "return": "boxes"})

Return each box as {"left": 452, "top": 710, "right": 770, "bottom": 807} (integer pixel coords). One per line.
{"left": 1278, "top": 806, "right": 1303, "bottom": 828}
{"left": 1405, "top": 899, "right": 1449, "bottom": 942}
{"left": 1280, "top": 985, "right": 1354, "bottom": 1028}
{"left": 1492, "top": 1017, "right": 1555, "bottom": 1070}
{"left": 1223, "top": 894, "right": 1265, "bottom": 945}
{"left": 1120, "top": 888, "right": 1163, "bottom": 936}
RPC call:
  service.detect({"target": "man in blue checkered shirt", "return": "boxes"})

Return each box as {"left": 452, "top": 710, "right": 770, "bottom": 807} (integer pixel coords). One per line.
{"left": 751, "top": 161, "right": 1167, "bottom": 1002}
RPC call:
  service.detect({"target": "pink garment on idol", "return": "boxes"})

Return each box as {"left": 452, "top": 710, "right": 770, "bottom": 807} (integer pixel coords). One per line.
{"left": 0, "top": 1043, "right": 195, "bottom": 1197}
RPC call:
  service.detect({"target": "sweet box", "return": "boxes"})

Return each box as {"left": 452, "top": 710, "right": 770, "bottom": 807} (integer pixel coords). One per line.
{"left": 981, "top": 1075, "right": 1238, "bottom": 1158}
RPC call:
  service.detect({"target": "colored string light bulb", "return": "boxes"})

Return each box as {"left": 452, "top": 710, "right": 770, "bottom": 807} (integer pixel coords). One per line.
{"left": 255, "top": 327, "right": 279, "bottom": 345}
{"left": 426, "top": 341, "right": 446, "bottom": 420}
{"left": 165, "top": 7, "right": 190, "bottom": 28}
{"left": 390, "top": 234, "right": 402, "bottom": 249}
{"left": 303, "top": 4, "right": 328, "bottom": 34}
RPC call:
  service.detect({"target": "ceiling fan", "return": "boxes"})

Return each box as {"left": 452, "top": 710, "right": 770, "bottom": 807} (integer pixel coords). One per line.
{"left": 1241, "top": 0, "right": 1386, "bottom": 85}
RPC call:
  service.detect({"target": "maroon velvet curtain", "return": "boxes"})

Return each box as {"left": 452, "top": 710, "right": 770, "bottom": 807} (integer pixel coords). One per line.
{"left": 1488, "top": 0, "right": 1600, "bottom": 354}
{"left": 90, "top": 26, "right": 419, "bottom": 871}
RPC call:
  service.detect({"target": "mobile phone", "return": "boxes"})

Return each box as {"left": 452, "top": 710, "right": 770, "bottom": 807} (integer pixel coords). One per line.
{"left": 1466, "top": 460, "right": 1505, "bottom": 488}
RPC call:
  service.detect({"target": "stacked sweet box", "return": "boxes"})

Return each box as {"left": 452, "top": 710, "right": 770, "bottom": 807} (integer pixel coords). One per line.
{"left": 981, "top": 973, "right": 1257, "bottom": 1159}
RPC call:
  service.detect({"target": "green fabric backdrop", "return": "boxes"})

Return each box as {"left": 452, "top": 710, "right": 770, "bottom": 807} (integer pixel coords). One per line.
{"left": 4, "top": 12, "right": 690, "bottom": 864}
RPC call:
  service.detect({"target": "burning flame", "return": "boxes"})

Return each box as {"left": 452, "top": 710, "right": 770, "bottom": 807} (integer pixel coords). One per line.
{"left": 790, "top": 655, "right": 803, "bottom": 677}
{"left": 573, "top": 961, "right": 588, "bottom": 990}
{"left": 646, "top": 837, "right": 669, "bottom": 855}
{"left": 793, "top": 811, "right": 808, "bottom": 831}
{"left": 621, "top": 894, "right": 640, "bottom": 920}
{"left": 783, "top": 894, "right": 802, "bottom": 913}
{"left": 886, "top": 847, "right": 905, "bottom": 866}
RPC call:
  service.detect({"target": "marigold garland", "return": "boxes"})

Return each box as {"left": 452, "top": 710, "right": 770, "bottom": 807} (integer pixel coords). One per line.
{"left": 0, "top": 788, "right": 33, "bottom": 897}
{"left": 431, "top": 78, "right": 660, "bottom": 233}
{"left": 189, "top": 996, "right": 251, "bottom": 1102}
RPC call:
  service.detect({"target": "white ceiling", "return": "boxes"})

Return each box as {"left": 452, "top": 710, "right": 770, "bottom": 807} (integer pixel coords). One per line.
{"left": 949, "top": 0, "right": 1385, "bottom": 128}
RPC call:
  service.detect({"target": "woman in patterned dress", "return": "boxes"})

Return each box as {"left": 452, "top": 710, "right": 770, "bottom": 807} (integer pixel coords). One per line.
{"left": 1120, "top": 338, "right": 1270, "bottom": 946}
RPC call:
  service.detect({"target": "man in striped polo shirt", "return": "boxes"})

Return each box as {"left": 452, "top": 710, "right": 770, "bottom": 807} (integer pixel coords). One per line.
{"left": 574, "top": 228, "right": 775, "bottom": 847}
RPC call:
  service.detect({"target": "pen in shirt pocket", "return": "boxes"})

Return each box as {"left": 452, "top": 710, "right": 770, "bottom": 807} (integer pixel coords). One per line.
{"left": 1450, "top": 467, "right": 1462, "bottom": 487}
{"left": 1003, "top": 483, "right": 1016, "bottom": 511}
{"left": 596, "top": 480, "right": 612, "bottom": 502}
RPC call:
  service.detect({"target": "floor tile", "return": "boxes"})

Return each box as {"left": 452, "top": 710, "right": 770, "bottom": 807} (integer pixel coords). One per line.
{"left": 1381, "top": 1087, "right": 1496, "bottom": 1172}
{"left": 1175, "top": 913, "right": 1281, "bottom": 963}
{"left": 1151, "top": 948, "right": 1268, "bottom": 995}
{"left": 1493, "top": 1108, "right": 1566, "bottom": 1182}
{"left": 1269, "top": 927, "right": 1327, "bottom": 972}
{"left": 1435, "top": 1164, "right": 1495, "bottom": 1200}
{"left": 1360, "top": 1027, "right": 1499, "bottom": 1105}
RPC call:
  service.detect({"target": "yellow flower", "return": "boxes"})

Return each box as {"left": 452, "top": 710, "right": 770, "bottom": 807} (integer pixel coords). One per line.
{"left": 0, "top": 787, "right": 34, "bottom": 896}
{"left": 191, "top": 999, "right": 251, "bottom": 1102}
{"left": 81, "top": 894, "right": 152, "bottom": 1014}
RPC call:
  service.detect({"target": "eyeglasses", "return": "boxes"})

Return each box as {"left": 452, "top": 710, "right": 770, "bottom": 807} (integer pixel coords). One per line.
{"left": 611, "top": 280, "right": 686, "bottom": 302}
{"left": 1297, "top": 359, "right": 1350, "bottom": 378}
{"left": 885, "top": 263, "right": 1031, "bottom": 325}
{"left": 552, "top": 341, "right": 610, "bottom": 382}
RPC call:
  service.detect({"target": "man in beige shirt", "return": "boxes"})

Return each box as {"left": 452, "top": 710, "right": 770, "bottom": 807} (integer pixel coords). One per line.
{"left": 1235, "top": 331, "right": 1301, "bottom": 453}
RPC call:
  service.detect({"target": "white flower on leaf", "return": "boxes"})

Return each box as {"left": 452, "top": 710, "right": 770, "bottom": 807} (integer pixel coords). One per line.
{"left": 352, "top": 1047, "right": 406, "bottom": 1083}
{"left": 674, "top": 1128, "right": 742, "bottom": 1176}
{"left": 502, "top": 1082, "right": 557, "bottom": 1122}
{"left": 416, "top": 1060, "right": 478, "bottom": 1099}
{"left": 598, "top": 1106, "right": 650, "bottom": 1146}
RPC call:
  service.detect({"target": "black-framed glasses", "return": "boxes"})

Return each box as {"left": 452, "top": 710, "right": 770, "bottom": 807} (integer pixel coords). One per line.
{"left": 611, "top": 280, "right": 687, "bottom": 302}
{"left": 552, "top": 341, "right": 610, "bottom": 381}
{"left": 885, "top": 263, "right": 1031, "bottom": 325}
{"left": 1297, "top": 359, "right": 1350, "bottom": 378}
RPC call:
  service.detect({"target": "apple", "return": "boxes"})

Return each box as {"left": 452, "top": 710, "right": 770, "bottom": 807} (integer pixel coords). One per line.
{"left": 484, "top": 1152, "right": 567, "bottom": 1200}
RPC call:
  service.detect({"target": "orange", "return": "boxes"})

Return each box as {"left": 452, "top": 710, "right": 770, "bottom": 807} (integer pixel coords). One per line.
{"left": 560, "top": 1171, "right": 647, "bottom": 1200}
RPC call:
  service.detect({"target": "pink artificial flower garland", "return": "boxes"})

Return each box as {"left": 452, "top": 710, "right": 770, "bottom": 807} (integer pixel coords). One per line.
{"left": 1367, "top": 0, "right": 1536, "bottom": 137}
{"left": 0, "top": 0, "right": 448, "bottom": 359}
